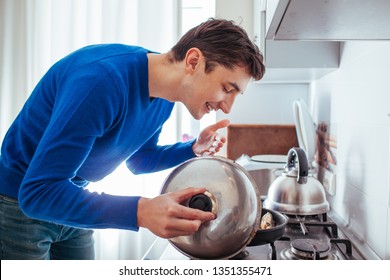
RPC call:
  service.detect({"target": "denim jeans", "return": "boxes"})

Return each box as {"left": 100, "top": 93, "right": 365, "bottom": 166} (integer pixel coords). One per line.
{"left": 0, "top": 194, "right": 95, "bottom": 260}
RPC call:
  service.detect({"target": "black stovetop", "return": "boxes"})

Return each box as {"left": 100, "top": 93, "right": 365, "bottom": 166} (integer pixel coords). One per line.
{"left": 142, "top": 212, "right": 365, "bottom": 260}
{"left": 240, "top": 213, "right": 364, "bottom": 260}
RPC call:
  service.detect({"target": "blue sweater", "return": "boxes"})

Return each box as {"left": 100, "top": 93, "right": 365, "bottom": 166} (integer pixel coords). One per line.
{"left": 0, "top": 44, "right": 195, "bottom": 230}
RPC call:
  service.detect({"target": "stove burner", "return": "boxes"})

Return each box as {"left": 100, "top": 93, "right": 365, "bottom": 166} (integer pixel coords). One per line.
{"left": 279, "top": 247, "right": 339, "bottom": 260}
{"left": 290, "top": 239, "right": 331, "bottom": 259}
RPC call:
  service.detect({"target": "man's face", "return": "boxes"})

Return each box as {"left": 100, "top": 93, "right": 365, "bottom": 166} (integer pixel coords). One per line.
{"left": 181, "top": 50, "right": 252, "bottom": 120}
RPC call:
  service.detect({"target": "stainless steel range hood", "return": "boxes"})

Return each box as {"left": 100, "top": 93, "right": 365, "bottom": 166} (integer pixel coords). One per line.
{"left": 267, "top": 0, "right": 390, "bottom": 41}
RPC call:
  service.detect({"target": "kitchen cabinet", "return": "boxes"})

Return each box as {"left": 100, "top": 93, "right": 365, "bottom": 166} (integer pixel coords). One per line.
{"left": 266, "top": 0, "right": 390, "bottom": 41}
{"left": 255, "top": 0, "right": 390, "bottom": 83}
{"left": 253, "top": 0, "right": 340, "bottom": 83}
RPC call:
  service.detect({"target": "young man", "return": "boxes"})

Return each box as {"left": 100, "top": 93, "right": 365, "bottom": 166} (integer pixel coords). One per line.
{"left": 0, "top": 18, "right": 265, "bottom": 259}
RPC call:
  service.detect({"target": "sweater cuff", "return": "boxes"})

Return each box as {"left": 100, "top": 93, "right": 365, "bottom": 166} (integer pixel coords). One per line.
{"left": 185, "top": 139, "right": 197, "bottom": 158}
{"left": 131, "top": 196, "right": 141, "bottom": 231}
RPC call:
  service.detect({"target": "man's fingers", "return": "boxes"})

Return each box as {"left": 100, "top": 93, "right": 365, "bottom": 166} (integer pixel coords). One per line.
{"left": 160, "top": 219, "right": 203, "bottom": 238}
{"left": 208, "top": 119, "right": 230, "bottom": 131}
{"left": 173, "top": 187, "right": 207, "bottom": 202}
{"left": 176, "top": 203, "right": 215, "bottom": 221}
{"left": 170, "top": 188, "right": 216, "bottom": 220}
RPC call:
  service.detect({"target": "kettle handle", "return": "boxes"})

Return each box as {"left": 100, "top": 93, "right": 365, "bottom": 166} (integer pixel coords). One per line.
{"left": 286, "top": 147, "right": 308, "bottom": 184}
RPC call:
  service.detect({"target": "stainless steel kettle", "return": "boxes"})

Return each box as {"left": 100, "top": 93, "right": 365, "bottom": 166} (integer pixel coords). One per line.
{"left": 263, "top": 147, "right": 330, "bottom": 215}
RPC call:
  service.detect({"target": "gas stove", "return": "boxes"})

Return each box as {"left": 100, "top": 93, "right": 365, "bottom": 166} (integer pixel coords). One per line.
{"left": 143, "top": 212, "right": 364, "bottom": 260}
{"left": 241, "top": 213, "right": 364, "bottom": 260}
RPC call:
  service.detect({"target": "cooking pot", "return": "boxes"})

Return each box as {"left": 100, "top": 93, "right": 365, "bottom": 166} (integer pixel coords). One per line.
{"left": 235, "top": 154, "right": 285, "bottom": 197}
{"left": 160, "top": 156, "right": 287, "bottom": 259}
{"left": 263, "top": 147, "right": 330, "bottom": 215}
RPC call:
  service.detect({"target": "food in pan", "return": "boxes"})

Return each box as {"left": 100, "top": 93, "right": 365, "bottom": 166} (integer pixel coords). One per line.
{"left": 260, "top": 212, "right": 274, "bottom": 229}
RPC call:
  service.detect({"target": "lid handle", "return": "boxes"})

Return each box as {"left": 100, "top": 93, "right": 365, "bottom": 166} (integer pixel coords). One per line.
{"left": 188, "top": 194, "right": 213, "bottom": 212}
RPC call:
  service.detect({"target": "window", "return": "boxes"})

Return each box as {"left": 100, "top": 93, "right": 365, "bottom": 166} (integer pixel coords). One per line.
{"left": 175, "top": 0, "right": 216, "bottom": 143}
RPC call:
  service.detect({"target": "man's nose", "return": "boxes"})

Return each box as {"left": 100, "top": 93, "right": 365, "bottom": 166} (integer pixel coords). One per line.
{"left": 220, "top": 95, "right": 236, "bottom": 114}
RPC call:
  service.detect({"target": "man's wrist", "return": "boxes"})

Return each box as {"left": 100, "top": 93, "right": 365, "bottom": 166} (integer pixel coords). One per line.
{"left": 137, "top": 197, "right": 150, "bottom": 228}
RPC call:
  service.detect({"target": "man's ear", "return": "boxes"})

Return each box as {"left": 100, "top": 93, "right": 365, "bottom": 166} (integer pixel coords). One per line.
{"left": 185, "top": 48, "right": 202, "bottom": 71}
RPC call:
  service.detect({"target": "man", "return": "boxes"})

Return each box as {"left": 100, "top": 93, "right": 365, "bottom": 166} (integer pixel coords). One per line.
{"left": 0, "top": 18, "right": 265, "bottom": 259}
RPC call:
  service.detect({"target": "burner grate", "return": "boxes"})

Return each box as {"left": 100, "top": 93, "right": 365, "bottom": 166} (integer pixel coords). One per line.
{"left": 275, "top": 213, "right": 358, "bottom": 260}
{"left": 240, "top": 213, "right": 361, "bottom": 260}
{"left": 279, "top": 247, "right": 339, "bottom": 260}
{"left": 286, "top": 213, "right": 338, "bottom": 237}
{"left": 290, "top": 239, "right": 330, "bottom": 259}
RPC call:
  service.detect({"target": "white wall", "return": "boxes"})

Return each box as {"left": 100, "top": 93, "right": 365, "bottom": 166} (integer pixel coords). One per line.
{"left": 225, "top": 83, "right": 309, "bottom": 125}
{"left": 311, "top": 41, "right": 390, "bottom": 260}
{"left": 215, "top": 0, "right": 253, "bottom": 37}
{"left": 216, "top": 83, "right": 308, "bottom": 157}
{"left": 214, "top": 0, "right": 309, "bottom": 157}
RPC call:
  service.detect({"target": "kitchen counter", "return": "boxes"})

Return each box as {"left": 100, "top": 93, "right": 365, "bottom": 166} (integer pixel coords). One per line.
{"left": 142, "top": 237, "right": 189, "bottom": 260}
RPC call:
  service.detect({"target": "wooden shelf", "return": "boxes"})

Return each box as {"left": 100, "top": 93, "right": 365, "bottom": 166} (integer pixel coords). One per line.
{"left": 227, "top": 124, "right": 299, "bottom": 160}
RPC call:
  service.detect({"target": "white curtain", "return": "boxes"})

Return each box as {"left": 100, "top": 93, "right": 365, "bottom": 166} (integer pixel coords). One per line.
{"left": 0, "top": 0, "right": 180, "bottom": 139}
{"left": 0, "top": 0, "right": 180, "bottom": 259}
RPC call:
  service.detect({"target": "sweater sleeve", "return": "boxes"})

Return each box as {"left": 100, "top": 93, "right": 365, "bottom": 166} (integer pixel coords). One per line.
{"left": 126, "top": 128, "right": 196, "bottom": 174}
{"left": 18, "top": 71, "right": 141, "bottom": 230}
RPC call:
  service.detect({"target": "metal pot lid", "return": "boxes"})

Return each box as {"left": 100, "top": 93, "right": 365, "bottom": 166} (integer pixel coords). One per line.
{"left": 160, "top": 156, "right": 261, "bottom": 259}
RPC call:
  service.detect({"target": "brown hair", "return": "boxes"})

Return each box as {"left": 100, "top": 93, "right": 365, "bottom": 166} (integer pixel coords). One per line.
{"left": 169, "top": 18, "right": 265, "bottom": 81}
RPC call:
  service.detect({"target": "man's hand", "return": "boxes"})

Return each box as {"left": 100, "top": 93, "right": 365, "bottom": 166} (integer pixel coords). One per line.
{"left": 192, "top": 119, "right": 230, "bottom": 156}
{"left": 137, "top": 187, "right": 215, "bottom": 238}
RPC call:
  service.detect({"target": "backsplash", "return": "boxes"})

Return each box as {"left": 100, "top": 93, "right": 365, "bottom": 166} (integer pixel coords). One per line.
{"left": 311, "top": 41, "right": 390, "bottom": 260}
{"left": 315, "top": 121, "right": 337, "bottom": 196}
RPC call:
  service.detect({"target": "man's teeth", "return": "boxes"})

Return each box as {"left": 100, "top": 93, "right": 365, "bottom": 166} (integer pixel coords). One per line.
{"left": 206, "top": 103, "right": 213, "bottom": 112}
